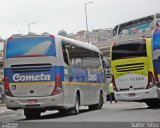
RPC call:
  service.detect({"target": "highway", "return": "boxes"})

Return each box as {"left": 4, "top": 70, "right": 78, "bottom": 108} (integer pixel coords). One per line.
{"left": 0, "top": 101, "right": 160, "bottom": 128}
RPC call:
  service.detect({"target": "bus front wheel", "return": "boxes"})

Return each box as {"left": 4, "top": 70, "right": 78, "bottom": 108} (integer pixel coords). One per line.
{"left": 89, "top": 92, "right": 103, "bottom": 110}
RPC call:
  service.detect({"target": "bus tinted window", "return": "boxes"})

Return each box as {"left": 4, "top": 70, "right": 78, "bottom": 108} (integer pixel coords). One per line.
{"left": 113, "top": 25, "right": 118, "bottom": 37}
{"left": 68, "top": 44, "right": 101, "bottom": 69}
{"left": 112, "top": 40, "right": 147, "bottom": 60}
{"left": 6, "top": 36, "right": 55, "bottom": 58}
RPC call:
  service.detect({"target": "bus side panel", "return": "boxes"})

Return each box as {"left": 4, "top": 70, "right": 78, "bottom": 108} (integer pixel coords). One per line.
{"left": 152, "top": 29, "right": 160, "bottom": 98}
{"left": 146, "top": 38, "right": 154, "bottom": 76}
{"left": 68, "top": 66, "right": 105, "bottom": 106}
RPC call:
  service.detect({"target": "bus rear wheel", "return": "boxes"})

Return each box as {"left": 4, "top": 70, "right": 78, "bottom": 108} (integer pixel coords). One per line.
{"left": 24, "top": 109, "right": 41, "bottom": 119}
{"left": 89, "top": 92, "right": 103, "bottom": 110}
{"left": 145, "top": 99, "right": 160, "bottom": 108}
{"left": 70, "top": 94, "right": 80, "bottom": 115}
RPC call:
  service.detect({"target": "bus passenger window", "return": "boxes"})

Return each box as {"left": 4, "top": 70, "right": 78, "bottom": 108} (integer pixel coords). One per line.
{"left": 62, "top": 44, "right": 70, "bottom": 65}
{"left": 118, "top": 30, "right": 122, "bottom": 35}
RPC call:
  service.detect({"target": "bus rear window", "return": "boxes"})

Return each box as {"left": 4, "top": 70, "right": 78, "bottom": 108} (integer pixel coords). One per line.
{"left": 112, "top": 40, "right": 147, "bottom": 60}
{"left": 6, "top": 36, "right": 56, "bottom": 59}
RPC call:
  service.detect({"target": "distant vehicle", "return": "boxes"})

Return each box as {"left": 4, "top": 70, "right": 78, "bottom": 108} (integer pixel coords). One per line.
{"left": 113, "top": 13, "right": 160, "bottom": 41}
{"left": 4, "top": 34, "right": 106, "bottom": 119}
{"left": 110, "top": 38, "right": 160, "bottom": 108}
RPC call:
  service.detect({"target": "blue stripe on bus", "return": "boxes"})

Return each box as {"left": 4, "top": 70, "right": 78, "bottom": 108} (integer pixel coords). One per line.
{"left": 153, "top": 60, "right": 160, "bottom": 74}
{"left": 4, "top": 66, "right": 105, "bottom": 83}
{"left": 153, "top": 28, "right": 160, "bottom": 74}
{"left": 4, "top": 66, "right": 64, "bottom": 83}
{"left": 153, "top": 29, "right": 160, "bottom": 50}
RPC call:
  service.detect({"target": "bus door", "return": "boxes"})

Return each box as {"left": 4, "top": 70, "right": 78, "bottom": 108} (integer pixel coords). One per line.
{"left": 62, "top": 43, "right": 71, "bottom": 106}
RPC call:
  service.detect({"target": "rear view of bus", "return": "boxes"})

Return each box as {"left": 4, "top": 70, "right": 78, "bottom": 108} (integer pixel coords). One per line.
{"left": 111, "top": 38, "right": 160, "bottom": 108}
{"left": 4, "top": 35, "right": 64, "bottom": 118}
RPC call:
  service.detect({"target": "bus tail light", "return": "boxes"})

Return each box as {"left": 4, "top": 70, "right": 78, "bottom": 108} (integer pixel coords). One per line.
{"left": 112, "top": 75, "right": 119, "bottom": 92}
{"left": 154, "top": 28, "right": 158, "bottom": 32}
{"left": 154, "top": 70, "right": 160, "bottom": 88}
{"left": 50, "top": 35, "right": 55, "bottom": 39}
{"left": 52, "top": 74, "right": 63, "bottom": 95}
{"left": 4, "top": 76, "right": 13, "bottom": 97}
{"left": 8, "top": 36, "right": 13, "bottom": 41}
{"left": 146, "top": 71, "right": 154, "bottom": 89}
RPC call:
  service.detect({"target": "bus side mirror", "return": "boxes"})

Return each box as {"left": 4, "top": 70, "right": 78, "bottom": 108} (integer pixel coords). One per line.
{"left": 158, "top": 56, "right": 160, "bottom": 61}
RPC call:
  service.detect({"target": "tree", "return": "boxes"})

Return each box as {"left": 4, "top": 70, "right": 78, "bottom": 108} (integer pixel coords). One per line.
{"left": 58, "top": 30, "right": 68, "bottom": 37}
{"left": 41, "top": 32, "right": 50, "bottom": 35}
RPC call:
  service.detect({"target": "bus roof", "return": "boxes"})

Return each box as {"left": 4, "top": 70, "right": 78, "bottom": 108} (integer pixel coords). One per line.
{"left": 57, "top": 35, "right": 101, "bottom": 54}
{"left": 112, "top": 38, "right": 149, "bottom": 46}
{"left": 8, "top": 34, "right": 101, "bottom": 54}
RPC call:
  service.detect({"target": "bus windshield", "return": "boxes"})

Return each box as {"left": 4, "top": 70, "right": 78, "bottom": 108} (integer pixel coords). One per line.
{"left": 112, "top": 40, "right": 147, "bottom": 60}
{"left": 6, "top": 36, "right": 55, "bottom": 59}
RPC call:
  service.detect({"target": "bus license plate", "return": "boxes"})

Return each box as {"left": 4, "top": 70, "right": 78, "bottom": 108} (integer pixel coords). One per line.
{"left": 128, "top": 93, "right": 136, "bottom": 97}
{"left": 27, "top": 100, "right": 37, "bottom": 104}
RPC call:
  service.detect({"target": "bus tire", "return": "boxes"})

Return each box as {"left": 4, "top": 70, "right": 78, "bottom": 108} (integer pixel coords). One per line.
{"left": 89, "top": 92, "right": 103, "bottom": 110}
{"left": 97, "top": 92, "right": 104, "bottom": 109}
{"left": 24, "top": 109, "right": 41, "bottom": 119}
{"left": 146, "top": 99, "right": 160, "bottom": 108}
{"left": 58, "top": 109, "right": 69, "bottom": 115}
{"left": 70, "top": 94, "right": 80, "bottom": 115}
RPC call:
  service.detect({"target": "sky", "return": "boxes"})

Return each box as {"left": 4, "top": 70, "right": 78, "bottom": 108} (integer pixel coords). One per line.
{"left": 0, "top": 0, "right": 160, "bottom": 39}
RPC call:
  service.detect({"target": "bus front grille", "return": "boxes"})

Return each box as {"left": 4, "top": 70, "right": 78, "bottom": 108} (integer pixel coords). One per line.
{"left": 115, "top": 63, "right": 144, "bottom": 72}
{"left": 11, "top": 63, "right": 52, "bottom": 73}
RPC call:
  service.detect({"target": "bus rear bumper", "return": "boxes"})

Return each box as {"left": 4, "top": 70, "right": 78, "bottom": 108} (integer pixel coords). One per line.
{"left": 114, "top": 86, "right": 158, "bottom": 101}
{"left": 5, "top": 93, "right": 65, "bottom": 110}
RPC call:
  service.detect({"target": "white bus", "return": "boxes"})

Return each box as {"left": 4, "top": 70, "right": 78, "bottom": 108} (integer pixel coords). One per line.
{"left": 113, "top": 13, "right": 160, "bottom": 40}
{"left": 4, "top": 34, "right": 106, "bottom": 118}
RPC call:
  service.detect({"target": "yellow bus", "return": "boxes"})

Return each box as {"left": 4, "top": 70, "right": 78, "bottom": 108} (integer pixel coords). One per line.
{"left": 110, "top": 38, "right": 160, "bottom": 108}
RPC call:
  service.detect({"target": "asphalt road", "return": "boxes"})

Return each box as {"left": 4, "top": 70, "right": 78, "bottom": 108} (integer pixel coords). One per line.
{"left": 0, "top": 101, "right": 160, "bottom": 128}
